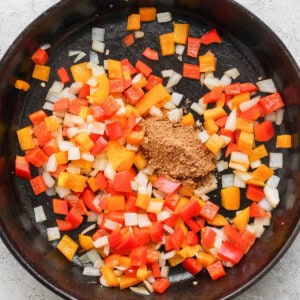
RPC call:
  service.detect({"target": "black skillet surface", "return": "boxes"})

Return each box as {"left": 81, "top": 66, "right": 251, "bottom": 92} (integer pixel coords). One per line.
{"left": 0, "top": 0, "right": 299, "bottom": 299}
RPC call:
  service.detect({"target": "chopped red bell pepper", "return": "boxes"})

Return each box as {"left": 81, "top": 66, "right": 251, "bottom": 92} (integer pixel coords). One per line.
{"left": 115, "top": 231, "right": 140, "bottom": 255}
{"left": 133, "top": 227, "right": 150, "bottom": 245}
{"left": 100, "top": 96, "right": 121, "bottom": 117}
{"left": 106, "top": 121, "right": 124, "bottom": 140}
{"left": 199, "top": 200, "right": 219, "bottom": 222}
{"left": 81, "top": 188, "right": 100, "bottom": 213}
{"left": 154, "top": 177, "right": 182, "bottom": 195}
{"left": 15, "top": 156, "right": 31, "bottom": 180}
{"left": 90, "top": 136, "right": 108, "bottom": 155}
{"left": 169, "top": 227, "right": 185, "bottom": 250}
{"left": 185, "top": 230, "right": 199, "bottom": 246}
{"left": 201, "top": 227, "right": 216, "bottom": 248}
{"left": 151, "top": 278, "right": 170, "bottom": 294}
{"left": 31, "top": 48, "right": 48, "bottom": 65}
{"left": 130, "top": 245, "right": 147, "bottom": 266}
{"left": 53, "top": 98, "right": 70, "bottom": 112}
{"left": 206, "top": 261, "right": 226, "bottom": 281}
{"left": 142, "top": 47, "right": 159, "bottom": 60}
{"left": 124, "top": 84, "right": 144, "bottom": 104}
{"left": 238, "top": 103, "right": 263, "bottom": 121}
{"left": 224, "top": 83, "right": 241, "bottom": 95}
{"left": 179, "top": 198, "right": 201, "bottom": 220}
{"left": 200, "top": 29, "right": 221, "bottom": 45}
{"left": 217, "top": 241, "right": 244, "bottom": 264}
{"left": 30, "top": 175, "right": 47, "bottom": 195}
{"left": 121, "top": 58, "right": 137, "bottom": 75}
{"left": 56, "top": 219, "right": 74, "bottom": 231}
{"left": 25, "top": 147, "right": 49, "bottom": 168}
{"left": 183, "top": 63, "right": 200, "bottom": 80}
{"left": 108, "top": 229, "right": 122, "bottom": 248}
{"left": 250, "top": 202, "right": 266, "bottom": 217}
{"left": 135, "top": 60, "right": 153, "bottom": 77}
{"left": 185, "top": 218, "right": 202, "bottom": 233}
{"left": 65, "top": 207, "right": 84, "bottom": 229}
{"left": 183, "top": 258, "right": 203, "bottom": 275}
{"left": 68, "top": 98, "right": 89, "bottom": 115}
{"left": 145, "top": 74, "right": 163, "bottom": 91}
{"left": 111, "top": 171, "right": 133, "bottom": 193}
{"left": 246, "top": 184, "right": 265, "bottom": 202}
{"left": 187, "top": 37, "right": 201, "bottom": 58}
{"left": 109, "top": 79, "right": 124, "bottom": 93}
{"left": 149, "top": 221, "right": 164, "bottom": 243}
{"left": 57, "top": 67, "right": 71, "bottom": 83}
{"left": 32, "top": 120, "right": 52, "bottom": 146}
{"left": 240, "top": 82, "right": 258, "bottom": 93}
{"left": 52, "top": 198, "right": 69, "bottom": 215}
{"left": 259, "top": 92, "right": 285, "bottom": 114}
{"left": 78, "top": 83, "right": 90, "bottom": 99}
{"left": 233, "top": 230, "right": 256, "bottom": 254}
{"left": 29, "top": 110, "right": 47, "bottom": 126}
{"left": 203, "top": 86, "right": 223, "bottom": 104}
{"left": 254, "top": 120, "right": 275, "bottom": 142}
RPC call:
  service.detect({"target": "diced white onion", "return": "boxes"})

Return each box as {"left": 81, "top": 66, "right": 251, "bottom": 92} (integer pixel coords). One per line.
{"left": 163, "top": 224, "right": 174, "bottom": 234}
{"left": 104, "top": 162, "right": 115, "bottom": 180}
{"left": 42, "top": 171, "right": 56, "bottom": 188}
{"left": 40, "top": 43, "right": 51, "bottom": 50}
{"left": 81, "top": 224, "right": 97, "bottom": 235}
{"left": 220, "top": 74, "right": 232, "bottom": 87}
{"left": 275, "top": 108, "right": 284, "bottom": 125}
{"left": 254, "top": 216, "right": 271, "bottom": 227}
{"left": 92, "top": 27, "right": 105, "bottom": 42}
{"left": 87, "top": 249, "right": 103, "bottom": 264}
{"left": 258, "top": 198, "right": 273, "bottom": 212}
{"left": 134, "top": 31, "right": 144, "bottom": 38}
{"left": 138, "top": 214, "right": 152, "bottom": 228}
{"left": 69, "top": 82, "right": 83, "bottom": 94}
{"left": 221, "top": 174, "right": 234, "bottom": 188}
{"left": 204, "top": 77, "right": 220, "bottom": 91}
{"left": 66, "top": 164, "right": 81, "bottom": 174}
{"left": 161, "top": 69, "right": 174, "bottom": 78}
{"left": 87, "top": 211, "right": 99, "bottom": 222}
{"left": 68, "top": 146, "right": 80, "bottom": 160}
{"left": 157, "top": 12, "right": 172, "bottom": 23}
{"left": 92, "top": 40, "right": 105, "bottom": 53}
{"left": 69, "top": 50, "right": 80, "bottom": 57}
{"left": 34, "top": 206, "right": 47, "bottom": 223}
{"left": 175, "top": 44, "right": 185, "bottom": 56}
{"left": 171, "top": 92, "right": 184, "bottom": 106}
{"left": 265, "top": 112, "right": 276, "bottom": 122}
{"left": 83, "top": 267, "right": 101, "bottom": 277}
{"left": 216, "top": 160, "right": 229, "bottom": 172}
{"left": 130, "top": 287, "right": 150, "bottom": 296}
{"left": 45, "top": 153, "right": 57, "bottom": 173}
{"left": 124, "top": 213, "right": 138, "bottom": 226}
{"left": 135, "top": 171, "right": 148, "bottom": 186}
{"left": 256, "top": 79, "right": 277, "bottom": 93}
{"left": 225, "top": 67, "right": 240, "bottom": 79}
{"left": 239, "top": 96, "right": 260, "bottom": 112}
{"left": 47, "top": 227, "right": 61, "bottom": 242}
{"left": 191, "top": 102, "right": 204, "bottom": 115}
{"left": 100, "top": 275, "right": 110, "bottom": 287}
{"left": 161, "top": 266, "right": 170, "bottom": 278}
{"left": 233, "top": 174, "right": 246, "bottom": 188}
{"left": 87, "top": 76, "right": 98, "bottom": 88}
{"left": 50, "top": 81, "right": 64, "bottom": 93}
{"left": 143, "top": 280, "right": 154, "bottom": 293}
{"left": 94, "top": 236, "right": 109, "bottom": 248}
{"left": 74, "top": 51, "right": 87, "bottom": 63}
{"left": 163, "top": 101, "right": 177, "bottom": 110}
{"left": 266, "top": 175, "right": 280, "bottom": 188}
{"left": 166, "top": 72, "right": 182, "bottom": 89}
{"left": 167, "top": 108, "right": 183, "bottom": 123}
{"left": 225, "top": 108, "right": 237, "bottom": 132}
{"left": 231, "top": 151, "right": 249, "bottom": 164}
{"left": 269, "top": 152, "right": 283, "bottom": 169}
{"left": 149, "top": 106, "right": 163, "bottom": 117}
{"left": 103, "top": 218, "right": 120, "bottom": 231}
{"left": 55, "top": 186, "right": 71, "bottom": 198}
{"left": 264, "top": 186, "right": 280, "bottom": 208}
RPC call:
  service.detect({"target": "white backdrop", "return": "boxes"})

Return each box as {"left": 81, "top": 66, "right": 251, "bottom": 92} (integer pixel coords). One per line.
{"left": 0, "top": 1, "right": 299, "bottom": 299}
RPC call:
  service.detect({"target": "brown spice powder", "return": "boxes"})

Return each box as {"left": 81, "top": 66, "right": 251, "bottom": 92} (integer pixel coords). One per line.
{"left": 141, "top": 116, "right": 216, "bottom": 187}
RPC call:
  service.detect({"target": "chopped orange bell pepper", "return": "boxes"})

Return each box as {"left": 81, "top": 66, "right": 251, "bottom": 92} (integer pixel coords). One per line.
{"left": 100, "top": 265, "right": 120, "bottom": 287}
{"left": 205, "top": 133, "right": 226, "bottom": 154}
{"left": 32, "top": 64, "right": 50, "bottom": 82}
{"left": 199, "top": 53, "right": 216, "bottom": 72}
{"left": 57, "top": 172, "right": 86, "bottom": 192}
{"left": 57, "top": 235, "right": 79, "bottom": 261}
{"left": 70, "top": 62, "right": 92, "bottom": 83}
{"left": 159, "top": 32, "right": 175, "bottom": 56}
{"left": 139, "top": 7, "right": 156, "bottom": 22}
{"left": 15, "top": 79, "right": 30, "bottom": 91}
{"left": 17, "top": 126, "right": 35, "bottom": 150}
{"left": 233, "top": 206, "right": 250, "bottom": 232}
{"left": 221, "top": 186, "right": 240, "bottom": 210}
{"left": 78, "top": 234, "right": 94, "bottom": 251}
{"left": 174, "top": 23, "right": 190, "bottom": 45}
{"left": 249, "top": 145, "right": 268, "bottom": 162}
{"left": 181, "top": 112, "right": 195, "bottom": 126}
{"left": 276, "top": 134, "right": 292, "bottom": 148}
{"left": 127, "top": 13, "right": 141, "bottom": 30}
{"left": 107, "top": 59, "right": 122, "bottom": 79}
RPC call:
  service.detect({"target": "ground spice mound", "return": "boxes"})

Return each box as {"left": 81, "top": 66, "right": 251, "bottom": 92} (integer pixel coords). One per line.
{"left": 141, "top": 116, "right": 216, "bottom": 184}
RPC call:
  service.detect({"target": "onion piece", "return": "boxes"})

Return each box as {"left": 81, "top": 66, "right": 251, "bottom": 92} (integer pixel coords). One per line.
{"left": 161, "top": 69, "right": 174, "bottom": 78}
{"left": 83, "top": 267, "right": 101, "bottom": 277}
{"left": 124, "top": 213, "right": 138, "bottom": 226}
{"left": 239, "top": 96, "right": 260, "bottom": 112}
{"left": 93, "top": 236, "right": 109, "bottom": 248}
{"left": 175, "top": 44, "right": 185, "bottom": 56}
{"left": 74, "top": 51, "right": 87, "bottom": 63}
{"left": 130, "top": 287, "right": 150, "bottom": 296}
{"left": 258, "top": 198, "right": 273, "bottom": 212}
{"left": 40, "top": 43, "right": 51, "bottom": 50}
{"left": 220, "top": 74, "right": 232, "bottom": 86}
{"left": 204, "top": 77, "right": 220, "bottom": 91}
{"left": 156, "top": 12, "right": 172, "bottom": 23}
{"left": 81, "top": 224, "right": 97, "bottom": 235}
{"left": 225, "top": 67, "right": 240, "bottom": 79}
{"left": 69, "top": 50, "right": 80, "bottom": 57}
{"left": 47, "top": 227, "right": 61, "bottom": 241}
{"left": 233, "top": 174, "right": 246, "bottom": 188}
{"left": 134, "top": 31, "right": 144, "bottom": 39}
{"left": 167, "top": 108, "right": 183, "bottom": 123}
{"left": 166, "top": 72, "right": 182, "bottom": 89}
{"left": 221, "top": 174, "right": 234, "bottom": 188}
{"left": 256, "top": 78, "right": 277, "bottom": 93}
{"left": 269, "top": 152, "right": 283, "bottom": 169}
{"left": 171, "top": 92, "right": 184, "bottom": 106}
{"left": 34, "top": 206, "right": 47, "bottom": 223}
{"left": 266, "top": 175, "right": 280, "bottom": 188}
{"left": 275, "top": 108, "right": 284, "bottom": 125}
{"left": 225, "top": 108, "right": 237, "bottom": 132}
{"left": 92, "top": 40, "right": 105, "bottom": 53}
{"left": 92, "top": 27, "right": 105, "bottom": 42}
{"left": 264, "top": 186, "right": 280, "bottom": 208}
{"left": 42, "top": 171, "right": 56, "bottom": 188}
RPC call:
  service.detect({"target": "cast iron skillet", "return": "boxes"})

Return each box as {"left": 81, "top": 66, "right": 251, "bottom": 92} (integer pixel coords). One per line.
{"left": 0, "top": 0, "right": 299, "bottom": 299}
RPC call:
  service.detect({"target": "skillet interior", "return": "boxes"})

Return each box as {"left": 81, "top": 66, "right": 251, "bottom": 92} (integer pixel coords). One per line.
{"left": 0, "top": 0, "right": 299, "bottom": 299}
